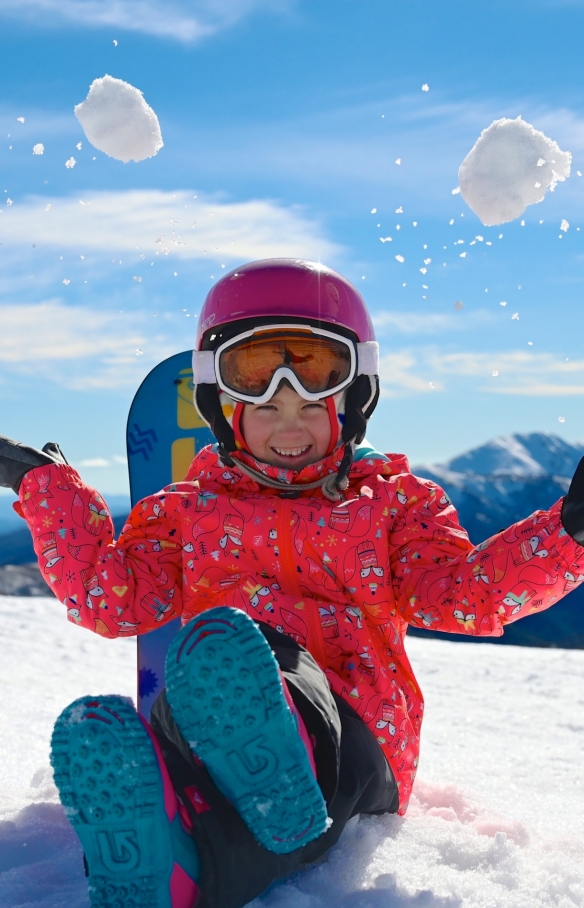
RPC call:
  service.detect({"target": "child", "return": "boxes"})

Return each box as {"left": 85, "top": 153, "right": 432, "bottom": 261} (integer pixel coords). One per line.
{"left": 2, "top": 257, "right": 584, "bottom": 908}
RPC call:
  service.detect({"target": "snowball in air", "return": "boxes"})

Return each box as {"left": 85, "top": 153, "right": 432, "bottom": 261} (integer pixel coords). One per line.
{"left": 74, "top": 74, "right": 163, "bottom": 164}
{"left": 561, "top": 219, "right": 569, "bottom": 232}
{"left": 32, "top": 144, "right": 44, "bottom": 155}
{"left": 65, "top": 157, "right": 76, "bottom": 168}
{"left": 458, "top": 117, "right": 571, "bottom": 226}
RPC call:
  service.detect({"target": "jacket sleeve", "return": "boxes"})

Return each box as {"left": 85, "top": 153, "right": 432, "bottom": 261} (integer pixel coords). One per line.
{"left": 18, "top": 463, "right": 184, "bottom": 638}
{"left": 387, "top": 471, "right": 584, "bottom": 636}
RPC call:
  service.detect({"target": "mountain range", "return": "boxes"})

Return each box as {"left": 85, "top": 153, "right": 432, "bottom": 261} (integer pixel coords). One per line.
{"left": 409, "top": 432, "right": 584, "bottom": 649}
{"left": 1, "top": 434, "right": 583, "bottom": 647}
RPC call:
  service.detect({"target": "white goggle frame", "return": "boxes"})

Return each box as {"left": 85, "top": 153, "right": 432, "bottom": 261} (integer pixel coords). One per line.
{"left": 192, "top": 324, "right": 379, "bottom": 405}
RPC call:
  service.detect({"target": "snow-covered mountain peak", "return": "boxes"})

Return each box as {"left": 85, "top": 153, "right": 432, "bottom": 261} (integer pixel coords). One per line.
{"left": 439, "top": 432, "right": 583, "bottom": 478}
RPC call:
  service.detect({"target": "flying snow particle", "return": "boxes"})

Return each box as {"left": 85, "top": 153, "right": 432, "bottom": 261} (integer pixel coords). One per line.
{"left": 492, "top": 370, "right": 499, "bottom": 377}
{"left": 32, "top": 143, "right": 44, "bottom": 155}
{"left": 16, "top": 117, "right": 24, "bottom": 123}
{"left": 133, "top": 276, "right": 142, "bottom": 282}
{"left": 512, "top": 312, "right": 519, "bottom": 320}
{"left": 379, "top": 237, "right": 392, "bottom": 243}
{"left": 79, "top": 199, "right": 90, "bottom": 206}
{"left": 45, "top": 204, "right": 51, "bottom": 211}
{"left": 458, "top": 117, "right": 571, "bottom": 225}
{"left": 420, "top": 267, "right": 427, "bottom": 274}
{"left": 449, "top": 218, "right": 455, "bottom": 225}
{"left": 421, "top": 84, "right": 429, "bottom": 92}
{"left": 395, "top": 207, "right": 403, "bottom": 214}
{"left": 135, "top": 348, "right": 143, "bottom": 355}
{"left": 371, "top": 208, "right": 377, "bottom": 214}
{"left": 76, "top": 142, "right": 82, "bottom": 150}
{"left": 454, "top": 300, "right": 464, "bottom": 311}
{"left": 561, "top": 219, "right": 570, "bottom": 232}
{"left": 113, "top": 39, "right": 118, "bottom": 46}
{"left": 65, "top": 157, "right": 76, "bottom": 169}
{"left": 451, "top": 187, "right": 461, "bottom": 195}
{"left": 6, "top": 198, "right": 13, "bottom": 206}
{"left": 74, "top": 74, "right": 163, "bottom": 163}
{"left": 424, "top": 258, "right": 432, "bottom": 265}
{"left": 395, "top": 158, "right": 401, "bottom": 165}
{"left": 395, "top": 255, "right": 405, "bottom": 263}
{"left": 558, "top": 416, "right": 566, "bottom": 423}
{"left": 460, "top": 252, "right": 467, "bottom": 257}
{"left": 62, "top": 279, "right": 70, "bottom": 285}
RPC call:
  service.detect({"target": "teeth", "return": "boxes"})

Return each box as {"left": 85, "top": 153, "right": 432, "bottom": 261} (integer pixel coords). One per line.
{"left": 273, "top": 446, "right": 310, "bottom": 457}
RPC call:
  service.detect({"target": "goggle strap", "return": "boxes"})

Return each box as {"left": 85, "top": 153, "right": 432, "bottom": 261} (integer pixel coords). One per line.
{"left": 356, "top": 341, "right": 379, "bottom": 376}
{"left": 192, "top": 349, "right": 215, "bottom": 384}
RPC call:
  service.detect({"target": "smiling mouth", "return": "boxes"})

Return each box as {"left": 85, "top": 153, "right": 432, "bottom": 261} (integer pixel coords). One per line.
{"left": 272, "top": 445, "right": 311, "bottom": 458}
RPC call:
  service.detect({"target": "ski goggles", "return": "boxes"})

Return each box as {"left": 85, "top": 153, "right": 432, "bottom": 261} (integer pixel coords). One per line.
{"left": 193, "top": 324, "right": 379, "bottom": 404}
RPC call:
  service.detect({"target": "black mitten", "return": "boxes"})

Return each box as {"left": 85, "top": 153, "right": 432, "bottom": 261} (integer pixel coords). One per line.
{"left": 561, "top": 457, "right": 584, "bottom": 545}
{"left": 0, "top": 436, "right": 68, "bottom": 494}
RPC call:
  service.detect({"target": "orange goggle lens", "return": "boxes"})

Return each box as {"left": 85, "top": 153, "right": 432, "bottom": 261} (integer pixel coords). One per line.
{"left": 218, "top": 331, "right": 353, "bottom": 397}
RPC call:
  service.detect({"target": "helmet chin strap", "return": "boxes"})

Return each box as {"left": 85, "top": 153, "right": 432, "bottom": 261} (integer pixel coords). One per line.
{"left": 217, "top": 442, "right": 354, "bottom": 502}
{"left": 216, "top": 388, "right": 352, "bottom": 501}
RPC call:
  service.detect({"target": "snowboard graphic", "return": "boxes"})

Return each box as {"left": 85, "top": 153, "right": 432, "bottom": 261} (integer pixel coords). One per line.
{"left": 126, "top": 350, "right": 214, "bottom": 718}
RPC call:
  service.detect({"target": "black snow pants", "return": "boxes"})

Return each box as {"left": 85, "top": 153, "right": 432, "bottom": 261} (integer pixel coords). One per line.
{"left": 150, "top": 623, "right": 399, "bottom": 908}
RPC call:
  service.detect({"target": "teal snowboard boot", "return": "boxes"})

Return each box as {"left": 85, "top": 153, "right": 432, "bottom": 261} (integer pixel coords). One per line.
{"left": 165, "top": 607, "right": 329, "bottom": 855}
{"left": 50, "top": 695, "right": 200, "bottom": 908}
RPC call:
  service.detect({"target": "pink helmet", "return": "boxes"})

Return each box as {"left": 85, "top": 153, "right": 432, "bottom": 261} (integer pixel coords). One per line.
{"left": 193, "top": 258, "right": 380, "bottom": 478}
{"left": 195, "top": 258, "right": 375, "bottom": 349}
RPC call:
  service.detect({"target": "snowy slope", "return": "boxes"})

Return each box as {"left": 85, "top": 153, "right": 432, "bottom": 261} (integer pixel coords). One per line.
{"left": 2, "top": 596, "right": 584, "bottom": 907}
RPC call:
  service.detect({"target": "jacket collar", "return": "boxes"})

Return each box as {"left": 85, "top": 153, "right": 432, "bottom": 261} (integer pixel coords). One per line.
{"left": 185, "top": 444, "right": 410, "bottom": 494}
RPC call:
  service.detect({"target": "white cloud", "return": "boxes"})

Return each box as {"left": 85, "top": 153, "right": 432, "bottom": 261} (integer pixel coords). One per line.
{"left": 0, "top": 0, "right": 293, "bottom": 42}
{"left": 78, "top": 454, "right": 127, "bottom": 467}
{"left": 0, "top": 300, "right": 175, "bottom": 388}
{"left": 430, "top": 350, "right": 584, "bottom": 395}
{"left": 372, "top": 310, "right": 493, "bottom": 335}
{"left": 378, "top": 351, "right": 441, "bottom": 397}
{"left": 378, "top": 347, "right": 584, "bottom": 397}
{"left": 0, "top": 189, "right": 340, "bottom": 263}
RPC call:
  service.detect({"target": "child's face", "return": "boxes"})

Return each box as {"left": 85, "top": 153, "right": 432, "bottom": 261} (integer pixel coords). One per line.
{"left": 241, "top": 384, "right": 332, "bottom": 469}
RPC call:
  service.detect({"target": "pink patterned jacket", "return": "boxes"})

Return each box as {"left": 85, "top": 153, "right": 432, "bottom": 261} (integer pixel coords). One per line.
{"left": 17, "top": 444, "right": 583, "bottom": 813}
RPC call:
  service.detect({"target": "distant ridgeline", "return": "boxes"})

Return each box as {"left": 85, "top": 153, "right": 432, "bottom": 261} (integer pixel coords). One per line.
{"left": 409, "top": 432, "right": 584, "bottom": 649}
{"left": 1, "top": 435, "right": 584, "bottom": 647}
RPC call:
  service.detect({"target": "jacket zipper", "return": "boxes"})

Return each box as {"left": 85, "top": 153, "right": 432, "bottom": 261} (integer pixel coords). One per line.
{"left": 278, "top": 498, "right": 328, "bottom": 668}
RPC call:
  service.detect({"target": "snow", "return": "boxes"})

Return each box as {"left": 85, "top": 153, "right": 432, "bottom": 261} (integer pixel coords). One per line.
{"left": 74, "top": 74, "right": 163, "bottom": 164}
{"left": 435, "top": 431, "right": 583, "bottom": 479}
{"left": 3, "top": 595, "right": 584, "bottom": 906}
{"left": 459, "top": 117, "right": 571, "bottom": 226}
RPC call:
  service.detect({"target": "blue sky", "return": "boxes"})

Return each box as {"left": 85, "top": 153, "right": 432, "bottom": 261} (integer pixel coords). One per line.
{"left": 2, "top": 0, "right": 584, "bottom": 495}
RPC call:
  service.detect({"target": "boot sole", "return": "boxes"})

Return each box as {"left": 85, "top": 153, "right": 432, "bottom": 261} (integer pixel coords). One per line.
{"left": 165, "top": 607, "right": 328, "bottom": 855}
{"left": 50, "top": 696, "right": 175, "bottom": 908}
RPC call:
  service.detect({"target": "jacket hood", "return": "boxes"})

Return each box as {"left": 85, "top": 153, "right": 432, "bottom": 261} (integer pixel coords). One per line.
{"left": 185, "top": 444, "right": 410, "bottom": 495}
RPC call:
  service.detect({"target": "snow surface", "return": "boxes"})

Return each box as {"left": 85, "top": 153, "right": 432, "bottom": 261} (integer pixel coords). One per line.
{"left": 2, "top": 595, "right": 584, "bottom": 907}
{"left": 74, "top": 75, "right": 163, "bottom": 164}
{"left": 459, "top": 117, "right": 571, "bottom": 226}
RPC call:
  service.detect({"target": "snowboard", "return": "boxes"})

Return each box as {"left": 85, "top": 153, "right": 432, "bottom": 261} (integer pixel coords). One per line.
{"left": 126, "top": 350, "right": 214, "bottom": 719}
